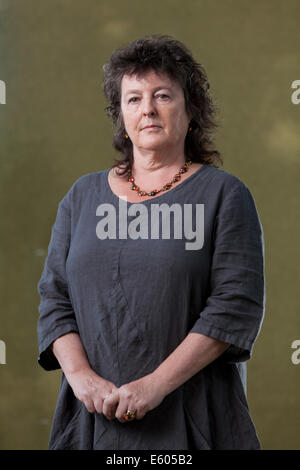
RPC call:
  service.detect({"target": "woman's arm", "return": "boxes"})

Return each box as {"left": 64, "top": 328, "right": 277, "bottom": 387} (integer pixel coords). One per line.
{"left": 150, "top": 333, "right": 230, "bottom": 397}
{"left": 52, "top": 331, "right": 92, "bottom": 376}
{"left": 102, "top": 333, "right": 230, "bottom": 423}
{"left": 52, "top": 332, "right": 118, "bottom": 413}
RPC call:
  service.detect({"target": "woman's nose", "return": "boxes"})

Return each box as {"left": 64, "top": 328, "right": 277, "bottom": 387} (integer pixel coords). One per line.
{"left": 141, "top": 97, "right": 156, "bottom": 116}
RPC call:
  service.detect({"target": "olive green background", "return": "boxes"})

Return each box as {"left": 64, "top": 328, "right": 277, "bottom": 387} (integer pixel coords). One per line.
{"left": 0, "top": 0, "right": 299, "bottom": 450}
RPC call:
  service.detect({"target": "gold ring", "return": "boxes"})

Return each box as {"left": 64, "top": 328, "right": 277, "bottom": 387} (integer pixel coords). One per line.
{"left": 123, "top": 410, "right": 136, "bottom": 421}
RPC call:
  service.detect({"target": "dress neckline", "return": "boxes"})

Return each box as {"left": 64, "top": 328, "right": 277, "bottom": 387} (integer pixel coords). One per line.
{"left": 104, "top": 163, "right": 209, "bottom": 205}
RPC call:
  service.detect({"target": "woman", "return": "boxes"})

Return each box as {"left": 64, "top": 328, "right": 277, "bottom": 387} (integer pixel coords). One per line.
{"left": 37, "top": 35, "right": 266, "bottom": 450}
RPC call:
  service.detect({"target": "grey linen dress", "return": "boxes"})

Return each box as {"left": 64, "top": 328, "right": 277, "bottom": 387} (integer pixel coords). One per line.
{"left": 37, "top": 163, "right": 266, "bottom": 450}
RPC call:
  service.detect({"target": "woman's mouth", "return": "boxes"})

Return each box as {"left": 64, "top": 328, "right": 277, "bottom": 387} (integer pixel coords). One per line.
{"left": 142, "top": 125, "right": 161, "bottom": 130}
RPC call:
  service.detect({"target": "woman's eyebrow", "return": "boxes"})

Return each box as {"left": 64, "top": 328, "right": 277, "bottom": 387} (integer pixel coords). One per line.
{"left": 124, "top": 86, "right": 173, "bottom": 96}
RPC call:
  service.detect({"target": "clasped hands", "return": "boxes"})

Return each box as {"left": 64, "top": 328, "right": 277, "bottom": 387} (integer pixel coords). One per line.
{"left": 66, "top": 368, "right": 166, "bottom": 423}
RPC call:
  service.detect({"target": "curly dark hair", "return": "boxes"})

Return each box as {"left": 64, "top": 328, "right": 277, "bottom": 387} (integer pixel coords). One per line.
{"left": 102, "top": 34, "right": 223, "bottom": 175}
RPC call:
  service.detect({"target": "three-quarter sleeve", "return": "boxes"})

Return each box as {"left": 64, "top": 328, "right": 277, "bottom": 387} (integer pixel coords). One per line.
{"left": 37, "top": 190, "right": 79, "bottom": 371}
{"left": 189, "top": 182, "right": 266, "bottom": 363}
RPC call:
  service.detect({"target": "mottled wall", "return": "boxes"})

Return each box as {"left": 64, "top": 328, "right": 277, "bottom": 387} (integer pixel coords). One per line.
{"left": 0, "top": 0, "right": 299, "bottom": 450}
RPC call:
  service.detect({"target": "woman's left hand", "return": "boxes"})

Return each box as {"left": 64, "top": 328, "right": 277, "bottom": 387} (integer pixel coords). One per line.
{"left": 102, "top": 373, "right": 166, "bottom": 423}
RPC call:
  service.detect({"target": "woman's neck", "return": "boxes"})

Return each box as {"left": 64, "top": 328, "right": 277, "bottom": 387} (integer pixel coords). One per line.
{"left": 131, "top": 147, "right": 187, "bottom": 180}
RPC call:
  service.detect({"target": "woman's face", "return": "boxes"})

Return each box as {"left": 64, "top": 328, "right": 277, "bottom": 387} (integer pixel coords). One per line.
{"left": 120, "top": 69, "right": 191, "bottom": 154}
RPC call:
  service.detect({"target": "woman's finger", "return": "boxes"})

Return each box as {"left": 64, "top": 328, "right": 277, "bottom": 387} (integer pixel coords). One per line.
{"left": 102, "top": 391, "right": 119, "bottom": 419}
{"left": 115, "top": 397, "right": 138, "bottom": 423}
{"left": 108, "top": 400, "right": 119, "bottom": 420}
{"left": 93, "top": 396, "right": 104, "bottom": 415}
{"left": 84, "top": 398, "right": 96, "bottom": 414}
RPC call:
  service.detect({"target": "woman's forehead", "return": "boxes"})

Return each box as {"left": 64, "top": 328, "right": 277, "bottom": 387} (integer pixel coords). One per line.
{"left": 121, "top": 70, "right": 180, "bottom": 93}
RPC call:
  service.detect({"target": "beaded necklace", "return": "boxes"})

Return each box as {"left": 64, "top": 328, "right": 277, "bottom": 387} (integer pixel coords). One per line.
{"left": 127, "top": 159, "right": 193, "bottom": 197}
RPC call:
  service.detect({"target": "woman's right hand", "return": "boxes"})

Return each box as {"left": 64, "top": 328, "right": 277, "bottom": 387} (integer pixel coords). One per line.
{"left": 65, "top": 368, "right": 119, "bottom": 418}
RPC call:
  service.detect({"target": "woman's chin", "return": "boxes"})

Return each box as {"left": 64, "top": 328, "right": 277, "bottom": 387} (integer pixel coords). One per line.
{"left": 136, "top": 138, "right": 169, "bottom": 152}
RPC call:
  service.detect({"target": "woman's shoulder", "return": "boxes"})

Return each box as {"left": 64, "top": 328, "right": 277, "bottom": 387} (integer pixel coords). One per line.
{"left": 58, "top": 168, "right": 109, "bottom": 206}
{"left": 202, "top": 164, "right": 251, "bottom": 196}
{"left": 72, "top": 168, "right": 108, "bottom": 190}
{"left": 204, "top": 165, "right": 262, "bottom": 224}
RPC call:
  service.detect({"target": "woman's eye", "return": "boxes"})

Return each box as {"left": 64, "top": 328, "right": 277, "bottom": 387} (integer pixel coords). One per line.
{"left": 128, "top": 97, "right": 139, "bottom": 103}
{"left": 128, "top": 94, "right": 169, "bottom": 103}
